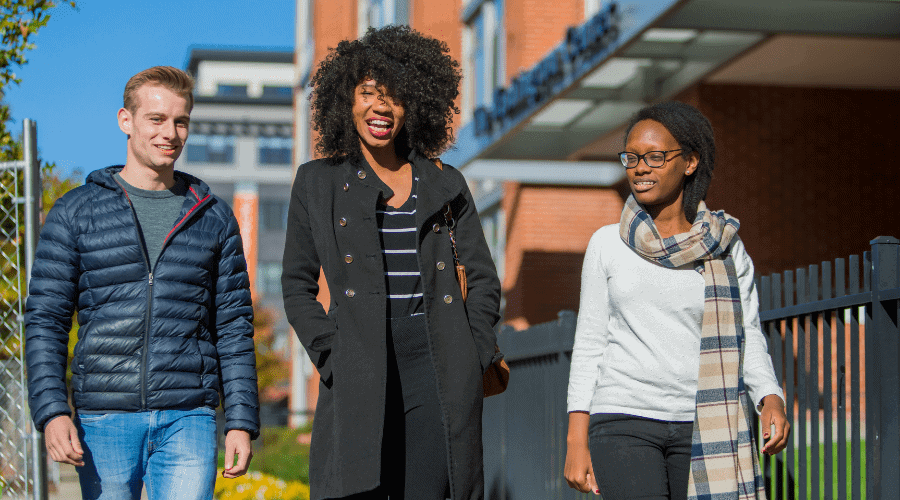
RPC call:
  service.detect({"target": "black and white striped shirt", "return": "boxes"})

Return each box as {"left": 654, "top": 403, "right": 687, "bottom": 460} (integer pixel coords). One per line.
{"left": 378, "top": 171, "right": 423, "bottom": 318}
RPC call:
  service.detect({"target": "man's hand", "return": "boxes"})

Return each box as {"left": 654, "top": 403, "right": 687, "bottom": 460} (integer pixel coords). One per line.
{"left": 760, "top": 394, "right": 791, "bottom": 455}
{"left": 222, "top": 429, "right": 252, "bottom": 478}
{"left": 44, "top": 415, "right": 84, "bottom": 467}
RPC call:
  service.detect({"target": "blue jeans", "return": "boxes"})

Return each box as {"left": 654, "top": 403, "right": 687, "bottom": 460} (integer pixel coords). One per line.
{"left": 75, "top": 407, "right": 217, "bottom": 500}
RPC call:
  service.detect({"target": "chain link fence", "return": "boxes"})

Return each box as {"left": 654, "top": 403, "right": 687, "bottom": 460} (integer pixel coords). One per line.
{"left": 0, "top": 120, "right": 45, "bottom": 500}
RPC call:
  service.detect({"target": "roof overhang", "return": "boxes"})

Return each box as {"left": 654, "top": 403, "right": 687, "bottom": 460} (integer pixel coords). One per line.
{"left": 186, "top": 47, "right": 294, "bottom": 76}
{"left": 462, "top": 159, "right": 625, "bottom": 185}
{"left": 444, "top": 0, "right": 900, "bottom": 175}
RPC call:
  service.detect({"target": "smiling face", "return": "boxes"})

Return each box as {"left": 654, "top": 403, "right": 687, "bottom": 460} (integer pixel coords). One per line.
{"left": 117, "top": 84, "right": 191, "bottom": 173}
{"left": 352, "top": 78, "right": 406, "bottom": 153}
{"left": 624, "top": 119, "right": 699, "bottom": 217}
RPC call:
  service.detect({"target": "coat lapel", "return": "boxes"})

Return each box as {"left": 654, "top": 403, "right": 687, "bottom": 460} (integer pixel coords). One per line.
{"left": 410, "top": 152, "right": 464, "bottom": 232}
{"left": 340, "top": 152, "right": 465, "bottom": 231}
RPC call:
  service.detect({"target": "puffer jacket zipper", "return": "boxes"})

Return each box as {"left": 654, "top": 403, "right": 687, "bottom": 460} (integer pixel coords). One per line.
{"left": 114, "top": 179, "right": 212, "bottom": 410}
{"left": 113, "top": 180, "right": 153, "bottom": 410}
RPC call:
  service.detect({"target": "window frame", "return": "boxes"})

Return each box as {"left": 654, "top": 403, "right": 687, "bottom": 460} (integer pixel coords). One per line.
{"left": 185, "top": 134, "right": 236, "bottom": 164}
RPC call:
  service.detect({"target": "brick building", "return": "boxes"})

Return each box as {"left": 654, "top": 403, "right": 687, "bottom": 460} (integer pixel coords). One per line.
{"left": 290, "top": 0, "right": 900, "bottom": 422}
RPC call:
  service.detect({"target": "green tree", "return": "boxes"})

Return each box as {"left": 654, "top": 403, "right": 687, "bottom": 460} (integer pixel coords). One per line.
{"left": 253, "top": 304, "right": 291, "bottom": 400}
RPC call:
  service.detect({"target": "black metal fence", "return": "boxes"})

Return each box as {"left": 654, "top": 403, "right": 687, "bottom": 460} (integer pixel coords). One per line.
{"left": 483, "top": 237, "right": 899, "bottom": 500}
{"left": 484, "top": 310, "right": 584, "bottom": 500}
{"left": 757, "top": 236, "right": 899, "bottom": 500}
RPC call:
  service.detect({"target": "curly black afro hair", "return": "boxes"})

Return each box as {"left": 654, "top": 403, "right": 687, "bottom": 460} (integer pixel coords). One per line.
{"left": 309, "top": 25, "right": 461, "bottom": 162}
{"left": 624, "top": 101, "right": 716, "bottom": 223}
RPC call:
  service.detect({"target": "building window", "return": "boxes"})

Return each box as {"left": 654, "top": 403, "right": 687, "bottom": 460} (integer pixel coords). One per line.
{"left": 259, "top": 200, "right": 289, "bottom": 232}
{"left": 186, "top": 134, "right": 235, "bottom": 163}
{"left": 463, "top": 0, "right": 504, "bottom": 121}
{"left": 262, "top": 86, "right": 292, "bottom": 99}
{"left": 366, "top": 0, "right": 388, "bottom": 30}
{"left": 585, "top": 0, "right": 604, "bottom": 18}
{"left": 357, "top": 0, "right": 409, "bottom": 36}
{"left": 480, "top": 206, "right": 505, "bottom": 283}
{"left": 258, "top": 137, "right": 293, "bottom": 165}
{"left": 217, "top": 84, "right": 248, "bottom": 97}
{"left": 257, "top": 261, "right": 283, "bottom": 298}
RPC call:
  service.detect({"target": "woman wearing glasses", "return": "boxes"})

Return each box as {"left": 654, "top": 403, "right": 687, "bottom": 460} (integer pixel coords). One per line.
{"left": 564, "top": 101, "right": 790, "bottom": 500}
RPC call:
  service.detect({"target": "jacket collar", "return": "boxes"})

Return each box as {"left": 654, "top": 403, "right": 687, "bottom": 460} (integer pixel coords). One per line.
{"left": 343, "top": 150, "right": 465, "bottom": 217}
{"left": 87, "top": 165, "right": 212, "bottom": 202}
{"left": 409, "top": 151, "right": 465, "bottom": 220}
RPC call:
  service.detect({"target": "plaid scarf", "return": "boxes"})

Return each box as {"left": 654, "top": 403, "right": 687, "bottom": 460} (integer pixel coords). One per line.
{"left": 619, "top": 195, "right": 766, "bottom": 500}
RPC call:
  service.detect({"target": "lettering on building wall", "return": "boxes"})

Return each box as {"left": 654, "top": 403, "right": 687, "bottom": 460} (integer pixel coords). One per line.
{"left": 475, "top": 2, "right": 620, "bottom": 136}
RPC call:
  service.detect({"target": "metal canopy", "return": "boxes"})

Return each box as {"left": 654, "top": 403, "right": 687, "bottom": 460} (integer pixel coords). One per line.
{"left": 444, "top": 0, "right": 900, "bottom": 174}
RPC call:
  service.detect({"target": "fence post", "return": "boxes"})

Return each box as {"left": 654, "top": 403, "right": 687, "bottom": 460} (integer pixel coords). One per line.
{"left": 868, "top": 236, "right": 899, "bottom": 500}
{"left": 22, "top": 119, "right": 48, "bottom": 500}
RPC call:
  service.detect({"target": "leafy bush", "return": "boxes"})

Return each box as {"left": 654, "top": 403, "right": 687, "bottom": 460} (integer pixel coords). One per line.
{"left": 219, "top": 424, "right": 313, "bottom": 484}
{"left": 254, "top": 425, "right": 312, "bottom": 483}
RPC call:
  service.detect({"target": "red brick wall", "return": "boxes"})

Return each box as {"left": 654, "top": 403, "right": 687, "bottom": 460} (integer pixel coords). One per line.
{"left": 411, "top": 0, "right": 462, "bottom": 62}
{"left": 312, "top": 0, "right": 357, "bottom": 73}
{"left": 308, "top": 0, "right": 358, "bottom": 162}
{"left": 410, "top": 0, "right": 464, "bottom": 131}
{"left": 689, "top": 83, "right": 900, "bottom": 276}
{"left": 502, "top": 182, "right": 624, "bottom": 326}
{"left": 505, "top": 0, "right": 583, "bottom": 81}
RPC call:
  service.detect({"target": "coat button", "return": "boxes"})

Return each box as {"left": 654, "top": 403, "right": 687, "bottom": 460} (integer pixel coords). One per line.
{"left": 345, "top": 289, "right": 355, "bottom": 298}
{"left": 344, "top": 254, "right": 353, "bottom": 264}
{"left": 357, "top": 170, "right": 367, "bottom": 180}
{"left": 436, "top": 261, "right": 446, "bottom": 271}
{"left": 339, "top": 217, "right": 347, "bottom": 227}
{"left": 343, "top": 182, "right": 350, "bottom": 191}
{"left": 443, "top": 294, "right": 453, "bottom": 304}
{"left": 432, "top": 223, "right": 440, "bottom": 233}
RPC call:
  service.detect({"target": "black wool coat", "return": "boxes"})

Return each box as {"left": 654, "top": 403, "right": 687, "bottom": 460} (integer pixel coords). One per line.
{"left": 282, "top": 152, "right": 502, "bottom": 500}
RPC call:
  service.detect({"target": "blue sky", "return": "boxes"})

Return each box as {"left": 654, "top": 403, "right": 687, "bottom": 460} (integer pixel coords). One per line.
{"left": 5, "top": 0, "right": 295, "bottom": 179}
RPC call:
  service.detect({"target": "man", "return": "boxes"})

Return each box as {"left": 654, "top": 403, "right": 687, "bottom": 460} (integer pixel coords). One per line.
{"left": 25, "top": 66, "right": 259, "bottom": 499}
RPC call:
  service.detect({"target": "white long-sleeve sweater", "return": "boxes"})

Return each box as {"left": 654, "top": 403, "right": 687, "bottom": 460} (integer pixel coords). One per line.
{"left": 567, "top": 224, "right": 784, "bottom": 421}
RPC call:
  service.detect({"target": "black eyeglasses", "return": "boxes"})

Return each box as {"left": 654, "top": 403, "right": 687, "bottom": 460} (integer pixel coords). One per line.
{"left": 618, "top": 149, "right": 683, "bottom": 169}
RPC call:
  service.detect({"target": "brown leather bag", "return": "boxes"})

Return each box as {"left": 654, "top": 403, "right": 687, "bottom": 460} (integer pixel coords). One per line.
{"left": 435, "top": 159, "right": 510, "bottom": 398}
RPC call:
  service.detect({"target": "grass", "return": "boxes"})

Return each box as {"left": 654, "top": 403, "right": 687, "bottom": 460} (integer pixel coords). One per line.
{"left": 762, "top": 440, "right": 867, "bottom": 499}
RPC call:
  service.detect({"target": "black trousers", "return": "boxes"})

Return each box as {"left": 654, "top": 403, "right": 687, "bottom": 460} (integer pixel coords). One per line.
{"left": 342, "top": 314, "right": 450, "bottom": 500}
{"left": 588, "top": 413, "right": 694, "bottom": 500}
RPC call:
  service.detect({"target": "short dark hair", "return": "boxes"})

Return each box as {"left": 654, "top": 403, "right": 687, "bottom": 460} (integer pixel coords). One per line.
{"left": 309, "top": 25, "right": 461, "bottom": 161}
{"left": 124, "top": 66, "right": 195, "bottom": 114}
{"left": 624, "top": 101, "right": 715, "bottom": 222}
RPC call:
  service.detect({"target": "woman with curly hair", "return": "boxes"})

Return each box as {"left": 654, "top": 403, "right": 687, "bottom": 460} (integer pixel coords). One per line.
{"left": 564, "top": 101, "right": 790, "bottom": 499}
{"left": 282, "top": 25, "right": 501, "bottom": 500}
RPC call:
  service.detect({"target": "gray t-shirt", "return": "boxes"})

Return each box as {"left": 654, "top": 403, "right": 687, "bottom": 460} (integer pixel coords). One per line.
{"left": 115, "top": 173, "right": 188, "bottom": 269}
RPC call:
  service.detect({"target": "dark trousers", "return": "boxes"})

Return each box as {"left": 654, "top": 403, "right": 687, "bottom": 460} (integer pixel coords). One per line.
{"left": 588, "top": 413, "right": 694, "bottom": 500}
{"left": 341, "top": 315, "right": 450, "bottom": 500}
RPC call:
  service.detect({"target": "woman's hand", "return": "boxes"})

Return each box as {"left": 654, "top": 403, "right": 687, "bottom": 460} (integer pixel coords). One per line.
{"left": 564, "top": 412, "right": 599, "bottom": 495}
{"left": 759, "top": 394, "right": 790, "bottom": 455}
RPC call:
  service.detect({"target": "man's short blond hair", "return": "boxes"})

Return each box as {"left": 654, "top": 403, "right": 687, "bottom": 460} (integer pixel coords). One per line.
{"left": 123, "top": 66, "right": 195, "bottom": 113}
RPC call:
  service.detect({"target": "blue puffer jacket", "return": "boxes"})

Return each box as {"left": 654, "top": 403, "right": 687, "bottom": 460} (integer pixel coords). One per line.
{"left": 25, "top": 166, "right": 259, "bottom": 438}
